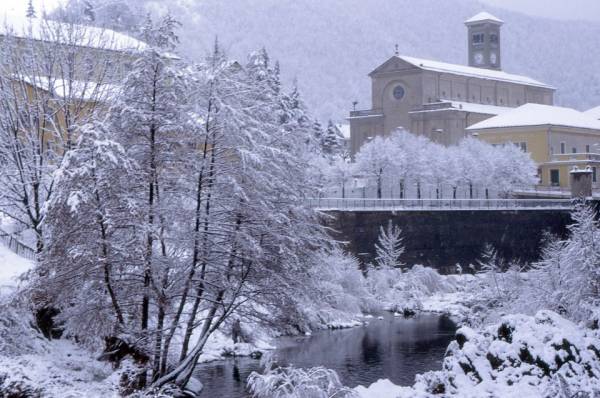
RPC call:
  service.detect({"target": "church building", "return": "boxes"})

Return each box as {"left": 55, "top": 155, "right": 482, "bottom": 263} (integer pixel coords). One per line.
{"left": 349, "top": 12, "right": 555, "bottom": 155}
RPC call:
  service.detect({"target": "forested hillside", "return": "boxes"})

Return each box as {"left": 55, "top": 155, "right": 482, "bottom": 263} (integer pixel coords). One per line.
{"left": 141, "top": 0, "right": 600, "bottom": 120}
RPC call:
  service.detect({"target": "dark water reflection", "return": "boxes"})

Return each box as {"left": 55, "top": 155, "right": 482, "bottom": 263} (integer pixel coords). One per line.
{"left": 195, "top": 313, "right": 456, "bottom": 397}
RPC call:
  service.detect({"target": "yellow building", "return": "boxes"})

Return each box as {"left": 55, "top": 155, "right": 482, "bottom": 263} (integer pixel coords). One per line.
{"left": 0, "top": 16, "right": 165, "bottom": 150}
{"left": 467, "top": 103, "right": 600, "bottom": 188}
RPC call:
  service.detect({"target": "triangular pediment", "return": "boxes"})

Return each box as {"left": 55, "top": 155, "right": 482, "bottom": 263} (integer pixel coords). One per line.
{"left": 369, "top": 56, "right": 420, "bottom": 77}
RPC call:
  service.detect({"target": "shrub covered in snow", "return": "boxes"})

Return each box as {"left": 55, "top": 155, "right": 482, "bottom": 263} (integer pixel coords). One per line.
{"left": 294, "top": 250, "right": 377, "bottom": 330}
{"left": 353, "top": 310, "right": 600, "bottom": 398}
{"left": 367, "top": 264, "right": 459, "bottom": 313}
{"left": 466, "top": 205, "right": 600, "bottom": 327}
{"left": 247, "top": 364, "right": 359, "bottom": 398}
{"left": 412, "top": 310, "right": 600, "bottom": 397}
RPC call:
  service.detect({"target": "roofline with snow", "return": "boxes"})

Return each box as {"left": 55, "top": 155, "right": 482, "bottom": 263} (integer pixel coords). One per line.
{"left": 369, "top": 55, "right": 555, "bottom": 90}
{"left": 467, "top": 123, "right": 600, "bottom": 133}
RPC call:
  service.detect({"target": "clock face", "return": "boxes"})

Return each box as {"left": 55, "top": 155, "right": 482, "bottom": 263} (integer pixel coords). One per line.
{"left": 474, "top": 52, "right": 484, "bottom": 65}
{"left": 490, "top": 52, "right": 497, "bottom": 65}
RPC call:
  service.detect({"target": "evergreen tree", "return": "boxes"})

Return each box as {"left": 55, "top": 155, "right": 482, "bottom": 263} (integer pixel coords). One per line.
{"left": 321, "top": 120, "right": 345, "bottom": 158}
{"left": 310, "top": 119, "right": 325, "bottom": 153}
{"left": 83, "top": 1, "right": 95, "bottom": 22}
{"left": 26, "top": 0, "right": 36, "bottom": 18}
{"left": 374, "top": 220, "right": 404, "bottom": 269}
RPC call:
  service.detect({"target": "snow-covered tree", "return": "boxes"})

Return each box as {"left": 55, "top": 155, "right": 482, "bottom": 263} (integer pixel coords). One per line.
{"left": 83, "top": 1, "right": 96, "bottom": 21}
{"left": 374, "top": 220, "right": 404, "bottom": 269}
{"left": 477, "top": 243, "right": 505, "bottom": 298}
{"left": 149, "top": 44, "right": 331, "bottom": 390}
{"left": 353, "top": 135, "right": 395, "bottom": 198}
{"left": 38, "top": 120, "right": 139, "bottom": 340}
{"left": 321, "top": 120, "right": 345, "bottom": 159}
{"left": 324, "top": 158, "right": 354, "bottom": 198}
{"left": 492, "top": 142, "right": 539, "bottom": 197}
{"left": 532, "top": 205, "right": 600, "bottom": 321}
{"left": 26, "top": 0, "right": 36, "bottom": 18}
{"left": 0, "top": 17, "right": 121, "bottom": 252}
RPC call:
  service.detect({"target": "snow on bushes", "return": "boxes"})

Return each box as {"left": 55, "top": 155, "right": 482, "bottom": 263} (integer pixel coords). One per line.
{"left": 298, "top": 250, "right": 377, "bottom": 330}
{"left": 415, "top": 310, "right": 600, "bottom": 397}
{"left": 299, "top": 248, "right": 463, "bottom": 330}
{"left": 367, "top": 264, "right": 459, "bottom": 313}
{"left": 247, "top": 364, "right": 359, "bottom": 398}
{"left": 353, "top": 310, "right": 600, "bottom": 398}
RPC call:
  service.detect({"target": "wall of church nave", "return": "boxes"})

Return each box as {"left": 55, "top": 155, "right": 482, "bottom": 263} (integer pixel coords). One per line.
{"left": 349, "top": 118, "right": 384, "bottom": 155}
{"left": 410, "top": 111, "right": 468, "bottom": 146}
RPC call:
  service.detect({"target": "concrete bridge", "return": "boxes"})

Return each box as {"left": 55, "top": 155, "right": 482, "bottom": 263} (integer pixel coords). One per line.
{"left": 315, "top": 198, "right": 577, "bottom": 273}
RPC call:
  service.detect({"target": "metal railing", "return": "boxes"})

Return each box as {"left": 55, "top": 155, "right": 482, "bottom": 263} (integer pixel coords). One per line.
{"left": 513, "top": 185, "right": 600, "bottom": 198}
{"left": 308, "top": 198, "right": 575, "bottom": 211}
{"left": 349, "top": 108, "right": 384, "bottom": 118}
{"left": 0, "top": 228, "right": 36, "bottom": 260}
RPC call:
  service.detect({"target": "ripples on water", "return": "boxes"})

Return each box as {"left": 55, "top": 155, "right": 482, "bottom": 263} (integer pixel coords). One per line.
{"left": 194, "top": 312, "right": 457, "bottom": 397}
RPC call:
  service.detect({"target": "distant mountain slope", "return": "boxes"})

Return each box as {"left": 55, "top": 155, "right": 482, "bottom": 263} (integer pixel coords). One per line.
{"left": 148, "top": 0, "right": 600, "bottom": 121}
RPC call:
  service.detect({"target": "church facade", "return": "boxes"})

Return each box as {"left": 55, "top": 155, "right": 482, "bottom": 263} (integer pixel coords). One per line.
{"left": 349, "top": 12, "right": 555, "bottom": 155}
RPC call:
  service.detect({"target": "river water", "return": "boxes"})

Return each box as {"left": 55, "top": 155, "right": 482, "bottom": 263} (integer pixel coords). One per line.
{"left": 194, "top": 312, "right": 457, "bottom": 397}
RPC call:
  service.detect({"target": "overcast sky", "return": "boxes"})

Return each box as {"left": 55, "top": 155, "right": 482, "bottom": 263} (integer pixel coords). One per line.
{"left": 1, "top": 0, "right": 600, "bottom": 22}
{"left": 0, "top": 0, "right": 60, "bottom": 16}
{"left": 481, "top": 0, "right": 600, "bottom": 22}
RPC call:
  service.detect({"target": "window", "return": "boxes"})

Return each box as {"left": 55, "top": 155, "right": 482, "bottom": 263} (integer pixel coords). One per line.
{"left": 560, "top": 142, "right": 566, "bottom": 154}
{"left": 550, "top": 146, "right": 554, "bottom": 154}
{"left": 472, "top": 33, "right": 485, "bottom": 44}
{"left": 572, "top": 147, "right": 577, "bottom": 154}
{"left": 586, "top": 144, "right": 591, "bottom": 153}
{"left": 550, "top": 169, "right": 560, "bottom": 186}
{"left": 392, "top": 85, "right": 405, "bottom": 100}
{"left": 490, "top": 34, "right": 499, "bottom": 44}
{"left": 519, "top": 142, "right": 527, "bottom": 152}
{"left": 594, "top": 167, "right": 598, "bottom": 183}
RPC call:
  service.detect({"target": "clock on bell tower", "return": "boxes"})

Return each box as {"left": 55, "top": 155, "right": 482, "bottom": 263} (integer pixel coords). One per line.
{"left": 465, "top": 11, "right": 503, "bottom": 70}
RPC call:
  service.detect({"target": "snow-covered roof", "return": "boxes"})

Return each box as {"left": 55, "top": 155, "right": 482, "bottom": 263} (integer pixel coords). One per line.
{"left": 0, "top": 14, "right": 148, "bottom": 54}
{"left": 465, "top": 12, "right": 504, "bottom": 25}
{"left": 336, "top": 123, "right": 351, "bottom": 140}
{"left": 395, "top": 55, "right": 554, "bottom": 89}
{"left": 467, "top": 103, "right": 600, "bottom": 131}
{"left": 18, "top": 75, "right": 120, "bottom": 102}
{"left": 584, "top": 105, "right": 600, "bottom": 120}
{"left": 409, "top": 100, "right": 512, "bottom": 116}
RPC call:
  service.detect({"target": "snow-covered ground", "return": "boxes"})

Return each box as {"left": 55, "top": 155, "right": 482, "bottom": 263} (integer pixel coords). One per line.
{"left": 0, "top": 339, "right": 124, "bottom": 398}
{"left": 0, "top": 243, "right": 128, "bottom": 397}
{"left": 4, "top": 237, "right": 599, "bottom": 398}
{"left": 0, "top": 242, "right": 33, "bottom": 298}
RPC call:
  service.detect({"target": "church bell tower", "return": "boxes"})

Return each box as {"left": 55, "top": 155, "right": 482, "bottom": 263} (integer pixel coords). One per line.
{"left": 465, "top": 12, "right": 503, "bottom": 70}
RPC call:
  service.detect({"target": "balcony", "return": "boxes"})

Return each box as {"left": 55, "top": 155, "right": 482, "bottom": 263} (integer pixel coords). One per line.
{"left": 550, "top": 153, "right": 600, "bottom": 162}
{"left": 349, "top": 108, "right": 384, "bottom": 118}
